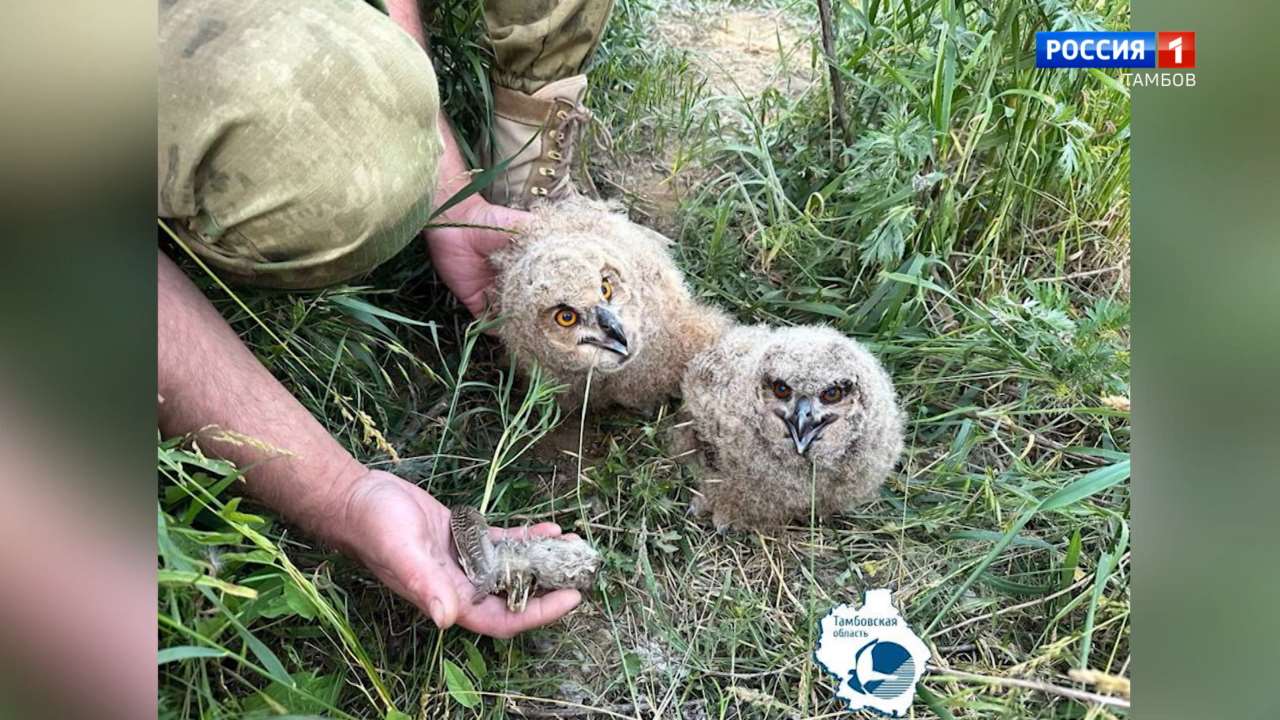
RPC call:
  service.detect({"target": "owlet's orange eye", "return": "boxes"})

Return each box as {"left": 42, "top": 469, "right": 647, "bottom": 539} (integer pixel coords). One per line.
{"left": 600, "top": 279, "right": 614, "bottom": 301}
{"left": 819, "top": 385, "right": 844, "bottom": 404}
{"left": 771, "top": 380, "right": 792, "bottom": 400}
{"left": 553, "top": 307, "right": 579, "bottom": 327}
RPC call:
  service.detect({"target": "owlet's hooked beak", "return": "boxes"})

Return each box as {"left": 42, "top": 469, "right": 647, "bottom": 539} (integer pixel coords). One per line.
{"left": 784, "top": 396, "right": 835, "bottom": 455}
{"left": 580, "top": 303, "right": 629, "bottom": 358}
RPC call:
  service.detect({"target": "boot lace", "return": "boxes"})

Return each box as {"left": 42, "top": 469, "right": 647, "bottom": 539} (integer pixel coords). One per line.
{"left": 538, "top": 101, "right": 592, "bottom": 201}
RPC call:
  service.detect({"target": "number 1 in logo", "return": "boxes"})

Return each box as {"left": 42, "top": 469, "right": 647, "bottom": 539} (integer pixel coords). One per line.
{"left": 1158, "top": 32, "right": 1195, "bottom": 68}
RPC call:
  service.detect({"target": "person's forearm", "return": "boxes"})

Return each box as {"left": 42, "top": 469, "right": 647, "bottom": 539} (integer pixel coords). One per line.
{"left": 432, "top": 109, "right": 485, "bottom": 221}
{"left": 386, "top": 0, "right": 427, "bottom": 47}
{"left": 157, "top": 252, "right": 365, "bottom": 550}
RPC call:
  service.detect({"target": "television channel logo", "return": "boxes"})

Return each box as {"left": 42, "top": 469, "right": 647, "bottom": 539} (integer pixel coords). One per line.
{"left": 1037, "top": 31, "right": 1195, "bottom": 69}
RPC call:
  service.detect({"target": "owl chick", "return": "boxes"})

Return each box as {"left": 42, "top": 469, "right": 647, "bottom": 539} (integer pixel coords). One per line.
{"left": 676, "top": 324, "right": 905, "bottom": 530}
{"left": 491, "top": 197, "right": 729, "bottom": 411}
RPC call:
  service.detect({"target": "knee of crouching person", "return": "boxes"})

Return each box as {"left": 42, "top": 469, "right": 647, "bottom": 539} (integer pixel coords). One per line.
{"left": 237, "top": 30, "right": 445, "bottom": 289}
{"left": 165, "top": 2, "right": 445, "bottom": 289}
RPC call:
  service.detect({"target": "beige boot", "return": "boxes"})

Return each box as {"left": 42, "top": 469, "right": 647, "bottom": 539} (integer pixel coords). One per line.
{"left": 485, "top": 74, "right": 592, "bottom": 209}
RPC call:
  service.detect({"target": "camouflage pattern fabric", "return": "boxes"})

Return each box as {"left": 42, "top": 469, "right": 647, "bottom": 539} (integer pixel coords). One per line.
{"left": 158, "top": 0, "right": 443, "bottom": 288}
{"left": 484, "top": 0, "right": 615, "bottom": 93}
{"left": 157, "top": 0, "right": 612, "bottom": 288}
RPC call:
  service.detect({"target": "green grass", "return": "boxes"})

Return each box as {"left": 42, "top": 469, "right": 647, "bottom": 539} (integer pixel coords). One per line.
{"left": 159, "top": 0, "right": 1131, "bottom": 717}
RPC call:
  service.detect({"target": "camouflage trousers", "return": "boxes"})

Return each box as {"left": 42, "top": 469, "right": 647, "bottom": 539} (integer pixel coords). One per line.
{"left": 158, "top": 0, "right": 612, "bottom": 289}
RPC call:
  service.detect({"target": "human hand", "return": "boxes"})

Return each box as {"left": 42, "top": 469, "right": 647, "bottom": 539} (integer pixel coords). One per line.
{"left": 337, "top": 470, "right": 581, "bottom": 638}
{"left": 425, "top": 196, "right": 531, "bottom": 317}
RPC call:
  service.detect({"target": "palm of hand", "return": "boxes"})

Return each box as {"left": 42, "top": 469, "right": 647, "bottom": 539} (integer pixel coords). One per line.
{"left": 342, "top": 471, "right": 580, "bottom": 638}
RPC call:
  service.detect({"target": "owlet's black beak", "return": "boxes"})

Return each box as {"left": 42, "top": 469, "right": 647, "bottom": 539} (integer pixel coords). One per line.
{"left": 582, "top": 304, "right": 629, "bottom": 358}
{"left": 785, "top": 396, "right": 833, "bottom": 455}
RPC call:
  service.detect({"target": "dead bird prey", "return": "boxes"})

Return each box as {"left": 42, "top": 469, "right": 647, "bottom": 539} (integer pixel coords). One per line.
{"left": 449, "top": 506, "right": 601, "bottom": 613}
{"left": 491, "top": 197, "right": 729, "bottom": 412}
{"left": 675, "top": 324, "right": 905, "bottom": 530}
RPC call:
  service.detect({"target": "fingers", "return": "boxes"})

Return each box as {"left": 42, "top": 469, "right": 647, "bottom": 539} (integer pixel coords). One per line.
{"left": 477, "top": 286, "right": 502, "bottom": 329}
{"left": 488, "top": 521, "right": 563, "bottom": 542}
{"left": 421, "top": 581, "right": 460, "bottom": 631}
{"left": 502, "top": 589, "right": 582, "bottom": 635}
{"left": 460, "top": 287, "right": 487, "bottom": 318}
{"left": 470, "top": 227, "right": 519, "bottom": 257}
{"left": 460, "top": 589, "right": 583, "bottom": 639}
{"left": 527, "top": 522, "right": 563, "bottom": 537}
{"left": 470, "top": 205, "right": 532, "bottom": 256}
{"left": 402, "top": 552, "right": 462, "bottom": 630}
{"left": 487, "top": 205, "right": 534, "bottom": 234}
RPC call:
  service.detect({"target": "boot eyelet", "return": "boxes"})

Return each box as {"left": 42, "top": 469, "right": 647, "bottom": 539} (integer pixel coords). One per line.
{"left": 539, "top": 167, "right": 556, "bottom": 177}
{"left": 556, "top": 110, "right": 569, "bottom": 121}
{"left": 530, "top": 187, "right": 549, "bottom": 197}
{"left": 548, "top": 150, "right": 563, "bottom": 161}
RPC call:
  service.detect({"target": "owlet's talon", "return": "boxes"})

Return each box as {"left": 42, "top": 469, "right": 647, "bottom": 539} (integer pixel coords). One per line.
{"left": 713, "top": 515, "right": 733, "bottom": 536}
{"left": 449, "top": 506, "right": 602, "bottom": 613}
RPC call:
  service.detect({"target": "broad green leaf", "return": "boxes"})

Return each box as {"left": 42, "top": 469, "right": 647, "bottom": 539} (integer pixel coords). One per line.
{"left": 462, "top": 640, "right": 487, "bottom": 680}
{"left": 622, "top": 652, "right": 642, "bottom": 677}
{"left": 442, "top": 659, "right": 480, "bottom": 709}
{"left": 284, "top": 582, "right": 318, "bottom": 620}
{"left": 241, "top": 625, "right": 292, "bottom": 685}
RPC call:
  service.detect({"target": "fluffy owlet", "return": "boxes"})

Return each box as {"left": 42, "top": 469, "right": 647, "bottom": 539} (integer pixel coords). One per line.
{"left": 676, "top": 324, "right": 905, "bottom": 529}
{"left": 491, "top": 198, "right": 729, "bottom": 411}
